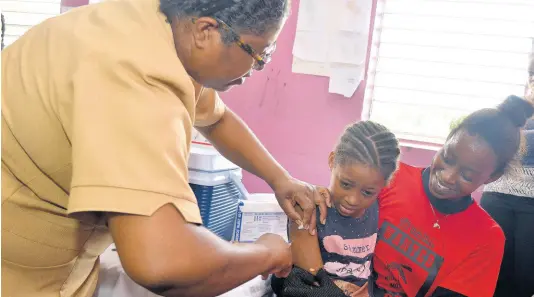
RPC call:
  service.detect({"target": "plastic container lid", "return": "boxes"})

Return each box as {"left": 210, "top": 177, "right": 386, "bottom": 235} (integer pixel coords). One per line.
{"left": 188, "top": 142, "right": 239, "bottom": 172}
{"left": 188, "top": 169, "right": 243, "bottom": 187}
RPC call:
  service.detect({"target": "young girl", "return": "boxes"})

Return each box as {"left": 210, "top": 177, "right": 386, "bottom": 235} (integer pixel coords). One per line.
{"left": 368, "top": 95, "right": 534, "bottom": 297}
{"left": 273, "top": 120, "right": 401, "bottom": 297}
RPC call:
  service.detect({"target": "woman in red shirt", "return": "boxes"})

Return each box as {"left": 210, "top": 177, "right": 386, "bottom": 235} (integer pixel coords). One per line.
{"left": 369, "top": 95, "right": 533, "bottom": 297}
{"left": 273, "top": 96, "right": 532, "bottom": 297}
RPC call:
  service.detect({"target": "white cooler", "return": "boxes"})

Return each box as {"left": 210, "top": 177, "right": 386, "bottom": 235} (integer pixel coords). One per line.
{"left": 188, "top": 142, "right": 246, "bottom": 241}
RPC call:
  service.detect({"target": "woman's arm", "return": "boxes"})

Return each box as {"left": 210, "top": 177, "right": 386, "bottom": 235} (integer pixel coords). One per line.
{"left": 108, "top": 204, "right": 292, "bottom": 297}
{"left": 288, "top": 206, "right": 324, "bottom": 274}
{"left": 197, "top": 108, "right": 327, "bottom": 233}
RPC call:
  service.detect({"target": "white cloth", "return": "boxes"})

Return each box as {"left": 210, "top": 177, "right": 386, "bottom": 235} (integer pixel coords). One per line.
{"left": 94, "top": 245, "right": 274, "bottom": 297}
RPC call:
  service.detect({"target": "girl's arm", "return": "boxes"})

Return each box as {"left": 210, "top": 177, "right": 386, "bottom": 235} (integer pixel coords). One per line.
{"left": 289, "top": 206, "right": 324, "bottom": 275}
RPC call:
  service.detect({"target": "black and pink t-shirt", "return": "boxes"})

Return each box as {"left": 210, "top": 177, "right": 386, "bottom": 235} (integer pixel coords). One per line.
{"left": 316, "top": 202, "right": 379, "bottom": 288}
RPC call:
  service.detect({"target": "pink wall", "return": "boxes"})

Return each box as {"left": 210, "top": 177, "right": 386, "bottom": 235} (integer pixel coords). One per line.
{"left": 221, "top": 0, "right": 436, "bottom": 193}
{"left": 61, "top": 0, "right": 477, "bottom": 199}
{"left": 60, "top": 0, "right": 89, "bottom": 11}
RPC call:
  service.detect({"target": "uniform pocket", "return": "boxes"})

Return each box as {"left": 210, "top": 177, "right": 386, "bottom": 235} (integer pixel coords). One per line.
{"left": 2, "top": 183, "right": 96, "bottom": 268}
{"left": 2, "top": 256, "right": 79, "bottom": 297}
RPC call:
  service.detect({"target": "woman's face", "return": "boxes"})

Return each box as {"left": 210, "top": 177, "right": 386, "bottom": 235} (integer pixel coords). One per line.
{"left": 173, "top": 17, "right": 284, "bottom": 92}
{"left": 327, "top": 153, "right": 386, "bottom": 218}
{"left": 213, "top": 31, "right": 279, "bottom": 91}
{"left": 429, "top": 130, "right": 500, "bottom": 200}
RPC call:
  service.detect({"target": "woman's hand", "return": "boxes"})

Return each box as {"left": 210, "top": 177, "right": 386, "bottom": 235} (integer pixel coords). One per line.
{"left": 317, "top": 187, "right": 333, "bottom": 210}
{"left": 270, "top": 176, "right": 330, "bottom": 236}
{"left": 255, "top": 233, "right": 293, "bottom": 279}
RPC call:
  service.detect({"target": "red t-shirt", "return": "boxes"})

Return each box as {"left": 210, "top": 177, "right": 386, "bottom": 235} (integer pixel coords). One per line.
{"left": 370, "top": 163, "right": 505, "bottom": 297}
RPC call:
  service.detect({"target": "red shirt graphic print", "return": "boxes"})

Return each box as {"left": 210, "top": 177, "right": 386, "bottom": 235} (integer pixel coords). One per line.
{"left": 370, "top": 163, "right": 504, "bottom": 297}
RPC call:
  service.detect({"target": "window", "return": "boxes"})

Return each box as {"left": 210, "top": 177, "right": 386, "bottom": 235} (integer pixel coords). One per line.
{"left": 0, "top": 0, "right": 61, "bottom": 47}
{"left": 363, "top": 0, "right": 534, "bottom": 149}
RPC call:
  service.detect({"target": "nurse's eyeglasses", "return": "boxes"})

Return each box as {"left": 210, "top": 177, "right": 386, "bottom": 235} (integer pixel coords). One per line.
{"left": 192, "top": 17, "right": 276, "bottom": 70}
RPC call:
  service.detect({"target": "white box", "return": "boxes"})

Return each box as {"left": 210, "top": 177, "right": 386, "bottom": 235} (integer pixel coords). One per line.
{"left": 233, "top": 194, "right": 288, "bottom": 243}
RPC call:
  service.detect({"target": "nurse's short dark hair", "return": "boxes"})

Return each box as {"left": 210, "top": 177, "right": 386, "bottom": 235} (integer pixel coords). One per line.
{"left": 160, "top": 0, "right": 291, "bottom": 44}
{"left": 334, "top": 121, "right": 401, "bottom": 183}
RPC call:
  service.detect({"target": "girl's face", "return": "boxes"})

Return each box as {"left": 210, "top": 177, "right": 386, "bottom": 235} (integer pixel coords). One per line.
{"left": 429, "top": 130, "right": 500, "bottom": 200}
{"left": 328, "top": 152, "right": 386, "bottom": 218}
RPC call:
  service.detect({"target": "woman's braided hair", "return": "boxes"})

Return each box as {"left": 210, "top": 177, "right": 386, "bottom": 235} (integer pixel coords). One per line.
{"left": 334, "top": 121, "right": 401, "bottom": 182}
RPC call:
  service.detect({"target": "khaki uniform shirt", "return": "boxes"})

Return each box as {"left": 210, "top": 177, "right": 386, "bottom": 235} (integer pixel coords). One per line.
{"left": 1, "top": 0, "right": 225, "bottom": 295}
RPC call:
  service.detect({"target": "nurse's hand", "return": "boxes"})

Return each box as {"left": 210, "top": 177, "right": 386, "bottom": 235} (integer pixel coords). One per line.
{"left": 255, "top": 233, "right": 292, "bottom": 279}
{"left": 271, "top": 176, "right": 330, "bottom": 236}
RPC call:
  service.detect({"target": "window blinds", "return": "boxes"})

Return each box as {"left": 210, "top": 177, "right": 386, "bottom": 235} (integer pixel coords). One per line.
{"left": 363, "top": 0, "right": 534, "bottom": 148}
{"left": 0, "top": 0, "right": 60, "bottom": 47}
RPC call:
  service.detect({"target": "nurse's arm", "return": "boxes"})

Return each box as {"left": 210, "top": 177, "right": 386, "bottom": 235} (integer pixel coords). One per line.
{"left": 196, "top": 108, "right": 326, "bottom": 234}
{"left": 196, "top": 107, "right": 288, "bottom": 188}
{"left": 108, "top": 204, "right": 287, "bottom": 297}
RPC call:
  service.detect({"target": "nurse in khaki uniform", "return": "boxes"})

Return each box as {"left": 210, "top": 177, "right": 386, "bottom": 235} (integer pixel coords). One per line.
{"left": 1, "top": 0, "right": 328, "bottom": 296}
